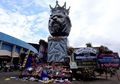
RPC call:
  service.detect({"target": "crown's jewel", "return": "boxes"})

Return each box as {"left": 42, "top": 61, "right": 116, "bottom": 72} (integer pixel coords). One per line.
{"left": 49, "top": 1, "right": 70, "bottom": 15}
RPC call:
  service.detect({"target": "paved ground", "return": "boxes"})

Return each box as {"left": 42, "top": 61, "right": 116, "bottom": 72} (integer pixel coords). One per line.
{"left": 0, "top": 70, "right": 120, "bottom": 84}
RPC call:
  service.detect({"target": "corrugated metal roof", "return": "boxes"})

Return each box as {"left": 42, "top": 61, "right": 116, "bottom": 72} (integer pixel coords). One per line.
{"left": 0, "top": 32, "right": 38, "bottom": 53}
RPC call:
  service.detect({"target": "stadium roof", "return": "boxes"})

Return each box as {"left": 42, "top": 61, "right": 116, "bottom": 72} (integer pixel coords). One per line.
{"left": 0, "top": 32, "right": 38, "bottom": 53}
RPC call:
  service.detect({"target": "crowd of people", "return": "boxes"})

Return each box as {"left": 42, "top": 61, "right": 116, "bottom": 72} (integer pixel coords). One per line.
{"left": 0, "top": 61, "right": 20, "bottom": 72}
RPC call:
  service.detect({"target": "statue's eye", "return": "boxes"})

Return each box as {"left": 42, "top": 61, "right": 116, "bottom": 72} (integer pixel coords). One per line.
{"left": 50, "top": 15, "right": 53, "bottom": 18}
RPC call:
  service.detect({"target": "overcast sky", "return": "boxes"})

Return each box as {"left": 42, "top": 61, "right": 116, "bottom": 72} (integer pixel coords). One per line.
{"left": 0, "top": 0, "right": 120, "bottom": 55}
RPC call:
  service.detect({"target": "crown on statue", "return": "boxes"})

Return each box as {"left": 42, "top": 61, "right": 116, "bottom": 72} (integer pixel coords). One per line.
{"left": 49, "top": 1, "right": 70, "bottom": 15}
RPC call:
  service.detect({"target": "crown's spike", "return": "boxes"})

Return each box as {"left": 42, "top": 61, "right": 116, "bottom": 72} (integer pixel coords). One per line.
{"left": 55, "top": 0, "right": 60, "bottom": 7}
{"left": 67, "top": 6, "right": 70, "bottom": 15}
{"left": 68, "top": 6, "right": 70, "bottom": 11}
{"left": 62, "top": 2, "right": 66, "bottom": 8}
{"left": 56, "top": 0, "right": 58, "bottom": 5}
{"left": 50, "top": 1, "right": 70, "bottom": 15}
{"left": 49, "top": 5, "right": 53, "bottom": 10}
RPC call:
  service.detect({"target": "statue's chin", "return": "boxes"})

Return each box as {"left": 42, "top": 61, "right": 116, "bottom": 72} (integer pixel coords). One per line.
{"left": 51, "top": 32, "right": 69, "bottom": 36}
{"left": 52, "top": 24, "right": 61, "bottom": 30}
{"left": 53, "top": 24, "right": 59, "bottom": 27}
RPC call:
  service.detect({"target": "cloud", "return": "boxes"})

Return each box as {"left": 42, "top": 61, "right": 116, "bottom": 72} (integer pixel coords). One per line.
{"left": 60, "top": 0, "right": 120, "bottom": 54}
{"left": 0, "top": 7, "right": 49, "bottom": 43}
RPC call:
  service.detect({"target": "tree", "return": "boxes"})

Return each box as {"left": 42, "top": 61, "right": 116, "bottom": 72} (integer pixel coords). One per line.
{"left": 67, "top": 47, "right": 74, "bottom": 56}
{"left": 86, "top": 43, "right": 92, "bottom": 47}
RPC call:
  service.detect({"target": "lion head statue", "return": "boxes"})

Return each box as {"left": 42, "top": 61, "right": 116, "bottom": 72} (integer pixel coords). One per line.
{"left": 48, "top": 1, "right": 71, "bottom": 36}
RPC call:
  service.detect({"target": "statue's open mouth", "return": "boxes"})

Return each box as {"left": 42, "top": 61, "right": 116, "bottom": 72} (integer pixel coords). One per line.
{"left": 52, "top": 21, "right": 60, "bottom": 26}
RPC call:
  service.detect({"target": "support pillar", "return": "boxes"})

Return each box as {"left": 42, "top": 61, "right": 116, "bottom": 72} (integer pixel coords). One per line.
{"left": 0, "top": 41, "right": 3, "bottom": 50}
{"left": 11, "top": 45, "right": 16, "bottom": 64}
{"left": 19, "top": 48, "right": 23, "bottom": 55}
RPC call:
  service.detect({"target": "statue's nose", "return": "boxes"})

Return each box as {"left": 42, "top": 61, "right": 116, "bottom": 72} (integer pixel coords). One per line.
{"left": 53, "top": 16, "right": 57, "bottom": 21}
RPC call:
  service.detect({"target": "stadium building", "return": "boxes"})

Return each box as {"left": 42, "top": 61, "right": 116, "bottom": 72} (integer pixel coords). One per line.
{"left": 0, "top": 32, "right": 38, "bottom": 66}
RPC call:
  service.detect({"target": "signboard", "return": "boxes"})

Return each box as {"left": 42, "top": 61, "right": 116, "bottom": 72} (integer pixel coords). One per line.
{"left": 73, "top": 47, "right": 97, "bottom": 67}
{"left": 70, "top": 62, "right": 78, "bottom": 69}
{"left": 74, "top": 47, "right": 97, "bottom": 54}
{"left": 98, "top": 53, "right": 120, "bottom": 68}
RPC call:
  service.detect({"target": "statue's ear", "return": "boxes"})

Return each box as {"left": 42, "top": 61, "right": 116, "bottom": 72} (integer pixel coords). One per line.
{"left": 66, "top": 16, "right": 72, "bottom": 27}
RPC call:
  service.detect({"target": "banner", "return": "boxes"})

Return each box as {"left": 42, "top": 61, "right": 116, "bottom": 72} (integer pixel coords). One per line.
{"left": 74, "top": 47, "right": 97, "bottom": 67}
{"left": 98, "top": 53, "right": 120, "bottom": 68}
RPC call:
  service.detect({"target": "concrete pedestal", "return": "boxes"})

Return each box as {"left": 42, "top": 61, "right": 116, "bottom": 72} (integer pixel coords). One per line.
{"left": 47, "top": 36, "right": 67, "bottom": 62}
